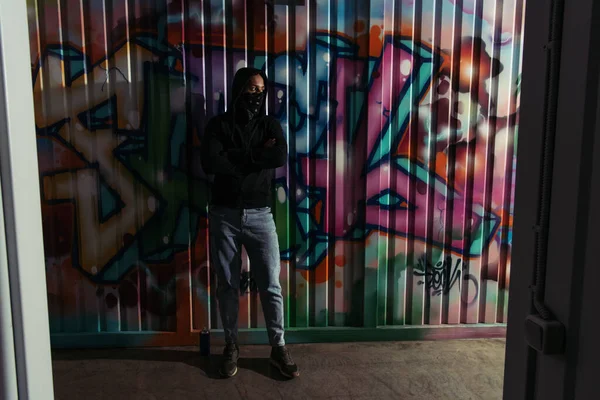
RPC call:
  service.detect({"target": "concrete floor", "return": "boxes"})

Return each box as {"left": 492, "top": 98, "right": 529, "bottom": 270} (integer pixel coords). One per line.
{"left": 52, "top": 339, "right": 506, "bottom": 400}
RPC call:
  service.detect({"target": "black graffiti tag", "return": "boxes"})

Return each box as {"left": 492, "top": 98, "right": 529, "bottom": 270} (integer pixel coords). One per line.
{"left": 414, "top": 255, "right": 470, "bottom": 297}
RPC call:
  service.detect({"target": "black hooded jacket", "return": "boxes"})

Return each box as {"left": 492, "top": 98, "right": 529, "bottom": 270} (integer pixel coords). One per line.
{"left": 200, "top": 68, "right": 287, "bottom": 209}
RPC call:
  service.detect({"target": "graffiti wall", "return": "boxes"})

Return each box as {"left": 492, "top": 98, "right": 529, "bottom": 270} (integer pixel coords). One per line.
{"left": 29, "top": 0, "right": 522, "bottom": 345}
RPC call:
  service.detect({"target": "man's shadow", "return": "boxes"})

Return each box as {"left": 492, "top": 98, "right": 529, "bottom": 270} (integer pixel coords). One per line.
{"left": 51, "top": 348, "right": 290, "bottom": 381}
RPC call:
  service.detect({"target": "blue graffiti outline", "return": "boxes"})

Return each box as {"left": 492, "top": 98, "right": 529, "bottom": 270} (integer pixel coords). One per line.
{"left": 35, "top": 30, "right": 501, "bottom": 281}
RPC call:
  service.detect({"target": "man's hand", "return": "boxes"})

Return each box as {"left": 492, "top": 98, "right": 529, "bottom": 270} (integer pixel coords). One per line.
{"left": 264, "top": 138, "right": 276, "bottom": 148}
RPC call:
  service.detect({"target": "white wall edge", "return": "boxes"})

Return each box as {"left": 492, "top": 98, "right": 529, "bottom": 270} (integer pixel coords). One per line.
{"left": 0, "top": 175, "right": 18, "bottom": 400}
{"left": 0, "top": 0, "right": 54, "bottom": 398}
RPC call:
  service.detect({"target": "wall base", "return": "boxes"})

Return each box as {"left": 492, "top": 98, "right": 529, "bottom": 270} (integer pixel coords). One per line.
{"left": 51, "top": 324, "right": 506, "bottom": 349}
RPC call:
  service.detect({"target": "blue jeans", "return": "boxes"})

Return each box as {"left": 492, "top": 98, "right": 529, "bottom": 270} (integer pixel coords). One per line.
{"left": 208, "top": 206, "right": 285, "bottom": 346}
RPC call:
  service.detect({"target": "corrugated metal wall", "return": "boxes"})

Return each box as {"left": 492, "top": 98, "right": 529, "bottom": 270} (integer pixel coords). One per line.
{"left": 28, "top": 0, "right": 523, "bottom": 347}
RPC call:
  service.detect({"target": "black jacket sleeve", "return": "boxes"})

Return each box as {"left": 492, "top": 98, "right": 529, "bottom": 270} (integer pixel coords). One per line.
{"left": 200, "top": 119, "right": 244, "bottom": 177}
{"left": 249, "top": 118, "right": 288, "bottom": 169}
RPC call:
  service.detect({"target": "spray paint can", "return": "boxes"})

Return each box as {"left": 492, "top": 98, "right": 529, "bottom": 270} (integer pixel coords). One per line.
{"left": 200, "top": 327, "right": 210, "bottom": 356}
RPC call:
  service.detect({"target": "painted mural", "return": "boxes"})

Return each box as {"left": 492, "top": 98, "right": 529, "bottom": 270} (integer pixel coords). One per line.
{"left": 29, "top": 0, "right": 522, "bottom": 344}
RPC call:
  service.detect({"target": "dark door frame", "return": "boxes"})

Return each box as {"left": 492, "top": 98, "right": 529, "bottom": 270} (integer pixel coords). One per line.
{"left": 504, "top": 0, "right": 600, "bottom": 398}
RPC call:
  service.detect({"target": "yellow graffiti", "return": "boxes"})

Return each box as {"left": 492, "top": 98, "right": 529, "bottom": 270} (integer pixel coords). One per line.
{"left": 35, "top": 45, "right": 156, "bottom": 275}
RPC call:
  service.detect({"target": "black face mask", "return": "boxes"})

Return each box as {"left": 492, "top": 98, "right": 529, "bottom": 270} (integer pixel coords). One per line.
{"left": 239, "top": 91, "right": 265, "bottom": 119}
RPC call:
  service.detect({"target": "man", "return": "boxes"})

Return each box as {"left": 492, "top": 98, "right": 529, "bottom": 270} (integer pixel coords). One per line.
{"left": 200, "top": 67, "right": 299, "bottom": 379}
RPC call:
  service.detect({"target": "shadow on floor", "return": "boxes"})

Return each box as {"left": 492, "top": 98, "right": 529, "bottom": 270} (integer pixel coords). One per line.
{"left": 52, "top": 340, "right": 507, "bottom": 400}
{"left": 52, "top": 348, "right": 291, "bottom": 381}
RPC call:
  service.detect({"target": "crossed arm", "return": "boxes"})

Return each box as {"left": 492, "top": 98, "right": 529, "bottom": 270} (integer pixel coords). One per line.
{"left": 199, "top": 120, "right": 244, "bottom": 177}
{"left": 246, "top": 118, "right": 288, "bottom": 169}
{"left": 200, "top": 118, "right": 288, "bottom": 176}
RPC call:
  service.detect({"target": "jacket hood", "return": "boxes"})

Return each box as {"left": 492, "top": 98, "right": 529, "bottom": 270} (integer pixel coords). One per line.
{"left": 229, "top": 67, "right": 269, "bottom": 118}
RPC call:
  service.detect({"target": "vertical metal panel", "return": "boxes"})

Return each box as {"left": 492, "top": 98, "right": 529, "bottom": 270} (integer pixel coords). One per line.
{"left": 27, "top": 0, "right": 523, "bottom": 346}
